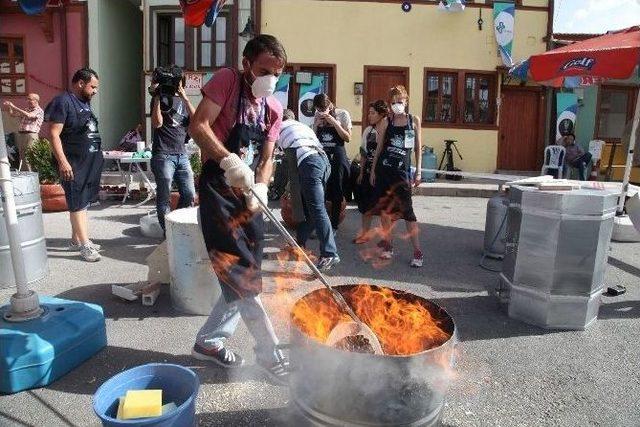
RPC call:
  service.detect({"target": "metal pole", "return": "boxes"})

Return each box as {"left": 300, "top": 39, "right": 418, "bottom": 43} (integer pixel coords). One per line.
{"left": 616, "top": 91, "right": 640, "bottom": 215}
{"left": 142, "top": 0, "right": 149, "bottom": 72}
{"left": 0, "top": 114, "right": 42, "bottom": 321}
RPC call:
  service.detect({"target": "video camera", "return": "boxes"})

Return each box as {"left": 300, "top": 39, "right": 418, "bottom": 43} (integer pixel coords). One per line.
{"left": 151, "top": 66, "right": 184, "bottom": 97}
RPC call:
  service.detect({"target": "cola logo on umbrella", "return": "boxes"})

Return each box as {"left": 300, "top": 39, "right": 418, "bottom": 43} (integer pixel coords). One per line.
{"left": 560, "top": 57, "right": 596, "bottom": 72}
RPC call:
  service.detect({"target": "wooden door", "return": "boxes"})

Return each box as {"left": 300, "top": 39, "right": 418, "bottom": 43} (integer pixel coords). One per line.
{"left": 283, "top": 64, "right": 336, "bottom": 119}
{"left": 363, "top": 66, "right": 410, "bottom": 122}
{"left": 498, "top": 86, "right": 545, "bottom": 171}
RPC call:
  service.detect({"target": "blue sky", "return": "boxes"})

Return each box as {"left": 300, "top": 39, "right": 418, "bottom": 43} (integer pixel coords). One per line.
{"left": 553, "top": 0, "right": 640, "bottom": 34}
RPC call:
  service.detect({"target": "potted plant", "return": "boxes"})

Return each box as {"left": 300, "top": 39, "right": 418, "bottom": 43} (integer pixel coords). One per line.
{"left": 26, "top": 138, "right": 68, "bottom": 212}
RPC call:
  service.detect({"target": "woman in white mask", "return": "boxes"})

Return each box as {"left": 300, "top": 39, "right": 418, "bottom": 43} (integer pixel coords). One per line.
{"left": 312, "top": 93, "right": 352, "bottom": 235}
{"left": 354, "top": 99, "right": 388, "bottom": 244}
{"left": 369, "top": 85, "right": 424, "bottom": 268}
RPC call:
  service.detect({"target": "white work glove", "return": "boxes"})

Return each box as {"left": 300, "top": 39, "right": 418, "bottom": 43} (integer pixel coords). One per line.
{"left": 245, "top": 182, "right": 269, "bottom": 213}
{"left": 220, "top": 153, "right": 254, "bottom": 192}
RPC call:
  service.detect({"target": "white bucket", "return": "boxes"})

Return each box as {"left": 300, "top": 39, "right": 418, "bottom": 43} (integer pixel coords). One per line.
{"left": 165, "top": 207, "right": 221, "bottom": 315}
{"left": 140, "top": 211, "right": 164, "bottom": 239}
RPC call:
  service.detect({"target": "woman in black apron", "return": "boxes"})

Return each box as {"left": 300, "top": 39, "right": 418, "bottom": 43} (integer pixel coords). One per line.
{"left": 370, "top": 85, "right": 424, "bottom": 268}
{"left": 312, "top": 94, "right": 352, "bottom": 233}
{"left": 354, "top": 100, "right": 388, "bottom": 244}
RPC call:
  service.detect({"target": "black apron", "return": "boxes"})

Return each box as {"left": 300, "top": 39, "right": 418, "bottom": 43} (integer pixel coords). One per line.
{"left": 374, "top": 114, "right": 417, "bottom": 222}
{"left": 60, "top": 93, "right": 104, "bottom": 212}
{"left": 316, "top": 122, "right": 349, "bottom": 229}
{"left": 357, "top": 127, "right": 379, "bottom": 215}
{"left": 199, "top": 80, "right": 268, "bottom": 302}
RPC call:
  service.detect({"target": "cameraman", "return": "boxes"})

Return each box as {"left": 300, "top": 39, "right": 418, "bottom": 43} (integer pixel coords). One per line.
{"left": 150, "top": 66, "right": 196, "bottom": 231}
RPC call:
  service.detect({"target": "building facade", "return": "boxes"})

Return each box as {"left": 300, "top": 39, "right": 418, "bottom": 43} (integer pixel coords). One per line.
{"left": 141, "top": 0, "right": 551, "bottom": 173}
{"left": 0, "top": 0, "right": 88, "bottom": 135}
{"left": 261, "top": 0, "right": 551, "bottom": 172}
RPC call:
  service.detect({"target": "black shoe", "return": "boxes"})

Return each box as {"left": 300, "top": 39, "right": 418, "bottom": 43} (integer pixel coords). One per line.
{"left": 191, "top": 343, "right": 244, "bottom": 368}
{"left": 317, "top": 255, "right": 341, "bottom": 271}
{"left": 257, "top": 355, "right": 290, "bottom": 386}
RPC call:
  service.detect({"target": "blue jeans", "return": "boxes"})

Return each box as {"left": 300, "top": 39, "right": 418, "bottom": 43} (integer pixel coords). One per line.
{"left": 195, "top": 294, "right": 281, "bottom": 364}
{"left": 296, "top": 153, "right": 338, "bottom": 257}
{"left": 151, "top": 153, "right": 196, "bottom": 230}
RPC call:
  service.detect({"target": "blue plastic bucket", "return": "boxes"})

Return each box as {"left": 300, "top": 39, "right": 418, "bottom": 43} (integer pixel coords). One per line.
{"left": 93, "top": 363, "right": 199, "bottom": 427}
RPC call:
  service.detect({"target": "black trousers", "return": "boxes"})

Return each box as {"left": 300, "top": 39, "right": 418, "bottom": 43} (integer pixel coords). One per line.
{"left": 325, "top": 152, "right": 349, "bottom": 229}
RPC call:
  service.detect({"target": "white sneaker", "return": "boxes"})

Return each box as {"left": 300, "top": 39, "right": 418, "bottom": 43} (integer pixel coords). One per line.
{"left": 410, "top": 250, "right": 424, "bottom": 268}
{"left": 80, "top": 245, "right": 101, "bottom": 262}
{"left": 378, "top": 241, "right": 393, "bottom": 260}
{"left": 69, "top": 240, "right": 101, "bottom": 251}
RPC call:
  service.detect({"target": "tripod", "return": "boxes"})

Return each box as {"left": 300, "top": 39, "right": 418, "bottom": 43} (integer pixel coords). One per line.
{"left": 437, "top": 140, "right": 463, "bottom": 179}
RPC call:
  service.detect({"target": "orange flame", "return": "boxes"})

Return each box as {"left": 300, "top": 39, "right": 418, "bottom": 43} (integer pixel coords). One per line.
{"left": 292, "top": 284, "right": 452, "bottom": 356}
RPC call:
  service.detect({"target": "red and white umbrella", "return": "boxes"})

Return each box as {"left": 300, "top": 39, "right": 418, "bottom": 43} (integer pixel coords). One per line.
{"left": 510, "top": 26, "right": 640, "bottom": 214}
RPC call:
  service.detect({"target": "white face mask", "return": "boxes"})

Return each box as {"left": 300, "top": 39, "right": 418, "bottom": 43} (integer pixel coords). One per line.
{"left": 251, "top": 74, "right": 278, "bottom": 98}
{"left": 391, "top": 102, "right": 406, "bottom": 114}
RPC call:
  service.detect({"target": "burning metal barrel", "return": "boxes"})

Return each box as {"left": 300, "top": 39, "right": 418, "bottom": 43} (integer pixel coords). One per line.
{"left": 288, "top": 284, "right": 457, "bottom": 426}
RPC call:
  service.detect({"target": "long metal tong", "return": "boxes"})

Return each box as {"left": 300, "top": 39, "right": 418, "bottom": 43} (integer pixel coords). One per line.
{"left": 250, "top": 187, "right": 384, "bottom": 354}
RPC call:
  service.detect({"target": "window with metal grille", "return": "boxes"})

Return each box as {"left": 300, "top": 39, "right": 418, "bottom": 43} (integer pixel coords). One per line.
{"left": 157, "top": 14, "right": 187, "bottom": 68}
{"left": 198, "top": 13, "right": 231, "bottom": 69}
{"left": 423, "top": 68, "right": 497, "bottom": 128}
{"left": 424, "top": 72, "right": 457, "bottom": 124}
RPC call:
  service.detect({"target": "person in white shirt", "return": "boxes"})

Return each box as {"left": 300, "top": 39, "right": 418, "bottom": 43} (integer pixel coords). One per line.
{"left": 278, "top": 109, "right": 339, "bottom": 271}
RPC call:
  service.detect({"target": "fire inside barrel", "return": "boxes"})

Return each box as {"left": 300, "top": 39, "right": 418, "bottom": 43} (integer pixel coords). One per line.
{"left": 291, "top": 284, "right": 452, "bottom": 355}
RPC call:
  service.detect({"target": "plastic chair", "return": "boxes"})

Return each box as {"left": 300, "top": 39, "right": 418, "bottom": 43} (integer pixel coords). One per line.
{"left": 541, "top": 145, "right": 566, "bottom": 178}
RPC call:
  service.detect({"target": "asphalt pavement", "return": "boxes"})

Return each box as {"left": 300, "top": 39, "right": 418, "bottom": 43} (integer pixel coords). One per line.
{"left": 1, "top": 196, "right": 638, "bottom": 427}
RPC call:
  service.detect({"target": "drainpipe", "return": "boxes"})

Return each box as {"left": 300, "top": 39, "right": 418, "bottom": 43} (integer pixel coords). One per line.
{"left": 142, "top": 0, "right": 149, "bottom": 72}
{"left": 60, "top": 4, "right": 69, "bottom": 90}
{"left": 142, "top": 0, "right": 150, "bottom": 141}
{"left": 543, "top": 0, "right": 555, "bottom": 146}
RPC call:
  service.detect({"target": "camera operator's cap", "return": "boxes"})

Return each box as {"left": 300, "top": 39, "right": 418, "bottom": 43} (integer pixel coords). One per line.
{"left": 180, "top": 0, "right": 214, "bottom": 27}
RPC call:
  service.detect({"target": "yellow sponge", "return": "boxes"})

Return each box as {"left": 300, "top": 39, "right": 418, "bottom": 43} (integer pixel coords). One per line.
{"left": 116, "top": 396, "right": 125, "bottom": 420}
{"left": 122, "top": 389, "right": 163, "bottom": 419}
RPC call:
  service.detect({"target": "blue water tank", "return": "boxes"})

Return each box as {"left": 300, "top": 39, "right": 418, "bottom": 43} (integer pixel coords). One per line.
{"left": 0, "top": 296, "right": 107, "bottom": 394}
{"left": 421, "top": 146, "right": 437, "bottom": 182}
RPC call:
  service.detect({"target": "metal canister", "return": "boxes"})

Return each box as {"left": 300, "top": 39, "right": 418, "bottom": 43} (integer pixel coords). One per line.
{"left": 288, "top": 285, "right": 457, "bottom": 426}
{"left": 483, "top": 192, "right": 509, "bottom": 259}
{"left": 0, "top": 172, "right": 48, "bottom": 288}
{"left": 421, "top": 146, "right": 437, "bottom": 183}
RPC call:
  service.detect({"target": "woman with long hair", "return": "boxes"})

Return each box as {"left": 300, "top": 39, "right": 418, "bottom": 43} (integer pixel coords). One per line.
{"left": 369, "top": 85, "right": 423, "bottom": 268}
{"left": 354, "top": 99, "right": 388, "bottom": 244}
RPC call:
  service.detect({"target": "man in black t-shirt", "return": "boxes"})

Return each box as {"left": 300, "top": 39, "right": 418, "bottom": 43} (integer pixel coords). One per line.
{"left": 150, "top": 68, "right": 196, "bottom": 231}
{"left": 45, "top": 68, "right": 103, "bottom": 262}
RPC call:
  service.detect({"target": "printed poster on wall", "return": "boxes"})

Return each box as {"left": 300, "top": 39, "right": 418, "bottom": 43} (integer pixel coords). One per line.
{"left": 556, "top": 93, "right": 578, "bottom": 141}
{"left": 493, "top": 2, "right": 516, "bottom": 66}
{"left": 184, "top": 72, "right": 204, "bottom": 96}
{"left": 274, "top": 74, "right": 291, "bottom": 110}
{"left": 298, "top": 75, "right": 325, "bottom": 127}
